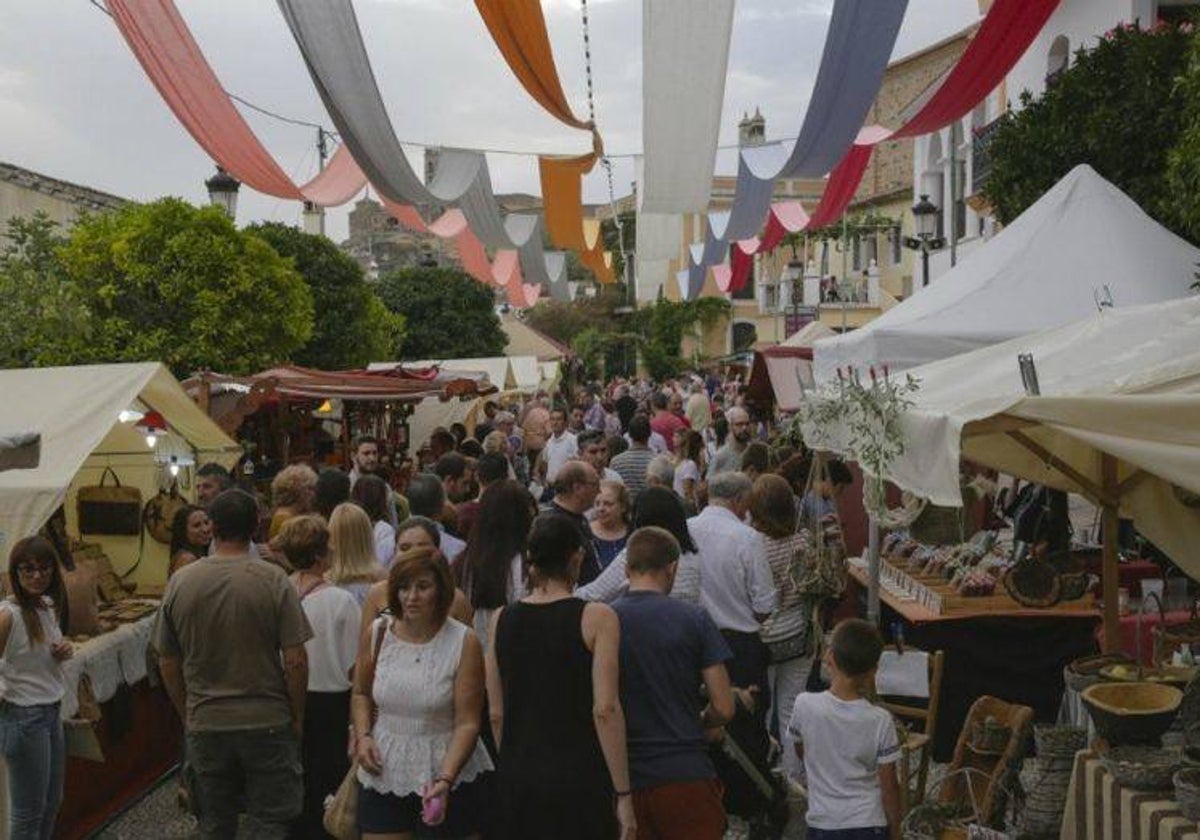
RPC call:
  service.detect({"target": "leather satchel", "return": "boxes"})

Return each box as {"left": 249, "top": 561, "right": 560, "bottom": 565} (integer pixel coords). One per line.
{"left": 143, "top": 480, "right": 187, "bottom": 545}
{"left": 77, "top": 468, "right": 142, "bottom": 536}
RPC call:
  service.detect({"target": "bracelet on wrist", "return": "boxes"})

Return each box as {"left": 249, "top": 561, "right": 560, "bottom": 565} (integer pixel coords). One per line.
{"left": 434, "top": 774, "right": 454, "bottom": 787}
{"left": 614, "top": 789, "right": 632, "bottom": 798}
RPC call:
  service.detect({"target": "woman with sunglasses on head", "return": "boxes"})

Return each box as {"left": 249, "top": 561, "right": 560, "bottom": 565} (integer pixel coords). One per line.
{"left": 0, "top": 537, "right": 73, "bottom": 840}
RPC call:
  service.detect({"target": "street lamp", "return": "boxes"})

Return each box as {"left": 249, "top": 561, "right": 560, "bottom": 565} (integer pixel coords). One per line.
{"left": 205, "top": 166, "right": 241, "bottom": 221}
{"left": 904, "top": 193, "right": 945, "bottom": 289}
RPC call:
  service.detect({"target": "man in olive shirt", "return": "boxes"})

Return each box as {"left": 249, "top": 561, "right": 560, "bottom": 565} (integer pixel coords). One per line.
{"left": 153, "top": 489, "right": 312, "bottom": 840}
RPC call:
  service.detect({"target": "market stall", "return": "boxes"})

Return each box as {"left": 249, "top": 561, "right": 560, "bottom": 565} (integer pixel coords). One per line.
{"left": 0, "top": 362, "right": 241, "bottom": 839}
{"left": 812, "top": 165, "right": 1200, "bottom": 381}
{"left": 187, "top": 364, "right": 494, "bottom": 472}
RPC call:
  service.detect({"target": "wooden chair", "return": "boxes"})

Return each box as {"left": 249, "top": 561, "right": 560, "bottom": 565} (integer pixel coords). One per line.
{"left": 875, "top": 646, "right": 945, "bottom": 815}
{"left": 938, "top": 695, "right": 1034, "bottom": 829}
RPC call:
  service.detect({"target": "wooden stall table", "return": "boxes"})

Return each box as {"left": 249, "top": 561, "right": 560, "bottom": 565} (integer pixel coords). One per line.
{"left": 1061, "top": 750, "right": 1199, "bottom": 839}
{"left": 848, "top": 561, "right": 1101, "bottom": 761}
{"left": 39, "top": 602, "right": 181, "bottom": 840}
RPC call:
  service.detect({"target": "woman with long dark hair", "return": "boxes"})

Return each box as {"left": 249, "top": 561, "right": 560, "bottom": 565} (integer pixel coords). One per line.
{"left": 486, "top": 515, "right": 634, "bottom": 839}
{"left": 168, "top": 505, "right": 210, "bottom": 577}
{"left": 0, "top": 536, "right": 72, "bottom": 840}
{"left": 352, "top": 474, "right": 396, "bottom": 567}
{"left": 455, "top": 480, "right": 534, "bottom": 650}
{"left": 576, "top": 487, "right": 701, "bottom": 605}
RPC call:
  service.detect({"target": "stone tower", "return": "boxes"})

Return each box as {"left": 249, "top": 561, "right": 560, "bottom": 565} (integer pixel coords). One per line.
{"left": 738, "top": 107, "right": 766, "bottom": 147}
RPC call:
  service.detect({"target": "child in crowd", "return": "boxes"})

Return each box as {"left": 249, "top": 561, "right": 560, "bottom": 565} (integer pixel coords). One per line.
{"left": 788, "top": 619, "right": 901, "bottom": 840}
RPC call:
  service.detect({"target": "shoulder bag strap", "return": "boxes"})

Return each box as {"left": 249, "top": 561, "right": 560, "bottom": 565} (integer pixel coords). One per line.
{"left": 99, "top": 466, "right": 120, "bottom": 487}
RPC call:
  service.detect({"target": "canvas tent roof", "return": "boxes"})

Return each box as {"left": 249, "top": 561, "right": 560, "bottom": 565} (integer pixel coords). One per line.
{"left": 813, "top": 165, "right": 1200, "bottom": 381}
{"left": 368, "top": 356, "right": 543, "bottom": 393}
{"left": 501, "top": 313, "right": 570, "bottom": 361}
{"left": 827, "top": 296, "right": 1200, "bottom": 578}
{"left": 0, "top": 363, "right": 240, "bottom": 552}
{"left": 781, "top": 320, "right": 836, "bottom": 349}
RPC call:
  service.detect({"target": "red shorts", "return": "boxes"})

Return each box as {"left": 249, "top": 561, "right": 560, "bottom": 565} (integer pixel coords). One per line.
{"left": 632, "top": 777, "right": 725, "bottom": 840}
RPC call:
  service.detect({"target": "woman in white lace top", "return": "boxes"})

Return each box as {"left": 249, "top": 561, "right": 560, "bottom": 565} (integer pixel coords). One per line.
{"left": 352, "top": 546, "right": 493, "bottom": 837}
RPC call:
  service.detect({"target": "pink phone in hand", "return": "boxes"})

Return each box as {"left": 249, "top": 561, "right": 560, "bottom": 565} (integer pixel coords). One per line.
{"left": 421, "top": 784, "right": 446, "bottom": 826}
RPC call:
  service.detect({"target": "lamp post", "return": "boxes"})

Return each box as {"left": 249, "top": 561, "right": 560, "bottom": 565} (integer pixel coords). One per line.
{"left": 904, "top": 193, "right": 945, "bottom": 289}
{"left": 205, "top": 166, "right": 241, "bottom": 221}
{"left": 783, "top": 258, "right": 804, "bottom": 339}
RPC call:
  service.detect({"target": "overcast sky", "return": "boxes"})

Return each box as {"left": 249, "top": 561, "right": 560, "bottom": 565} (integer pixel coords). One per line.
{"left": 0, "top": 1, "right": 980, "bottom": 242}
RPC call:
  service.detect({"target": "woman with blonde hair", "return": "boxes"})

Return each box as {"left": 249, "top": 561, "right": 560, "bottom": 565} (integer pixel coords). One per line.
{"left": 327, "top": 503, "right": 386, "bottom": 606}
{"left": 268, "top": 464, "right": 318, "bottom": 540}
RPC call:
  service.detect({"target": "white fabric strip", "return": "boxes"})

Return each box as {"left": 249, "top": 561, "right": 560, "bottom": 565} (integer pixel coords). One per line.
{"left": 641, "top": 0, "right": 735, "bottom": 214}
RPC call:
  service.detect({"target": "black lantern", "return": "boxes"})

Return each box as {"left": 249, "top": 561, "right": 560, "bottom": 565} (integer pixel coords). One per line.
{"left": 205, "top": 166, "right": 241, "bottom": 221}
{"left": 904, "top": 193, "right": 946, "bottom": 289}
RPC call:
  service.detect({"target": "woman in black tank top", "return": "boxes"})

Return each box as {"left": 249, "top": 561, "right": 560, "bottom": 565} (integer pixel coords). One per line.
{"left": 486, "top": 513, "right": 635, "bottom": 840}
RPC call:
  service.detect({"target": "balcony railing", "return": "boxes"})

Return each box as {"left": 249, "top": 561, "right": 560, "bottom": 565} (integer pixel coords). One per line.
{"left": 971, "top": 117, "right": 1004, "bottom": 195}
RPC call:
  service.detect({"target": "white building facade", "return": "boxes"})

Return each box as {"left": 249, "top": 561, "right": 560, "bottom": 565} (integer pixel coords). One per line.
{"left": 911, "top": 0, "right": 1193, "bottom": 283}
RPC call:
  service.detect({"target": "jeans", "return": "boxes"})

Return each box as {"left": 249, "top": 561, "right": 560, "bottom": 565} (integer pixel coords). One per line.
{"left": 0, "top": 701, "right": 65, "bottom": 840}
{"left": 807, "top": 827, "right": 888, "bottom": 840}
{"left": 187, "top": 726, "right": 303, "bottom": 840}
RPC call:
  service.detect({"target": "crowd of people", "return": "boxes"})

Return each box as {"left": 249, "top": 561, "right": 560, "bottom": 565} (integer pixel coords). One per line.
{"left": 0, "top": 371, "right": 901, "bottom": 840}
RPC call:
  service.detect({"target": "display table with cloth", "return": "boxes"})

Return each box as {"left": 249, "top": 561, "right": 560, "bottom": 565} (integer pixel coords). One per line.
{"left": 1061, "top": 749, "right": 1199, "bottom": 839}
{"left": 847, "top": 566, "right": 1100, "bottom": 761}
{"left": 0, "top": 608, "right": 180, "bottom": 840}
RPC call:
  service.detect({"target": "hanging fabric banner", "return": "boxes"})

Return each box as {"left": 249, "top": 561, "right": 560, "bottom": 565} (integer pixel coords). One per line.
{"left": 539, "top": 153, "right": 614, "bottom": 284}
{"left": 107, "top": 0, "right": 366, "bottom": 206}
{"left": 474, "top": 0, "right": 593, "bottom": 132}
{"left": 641, "top": 0, "right": 735, "bottom": 214}
{"left": 276, "top": 0, "right": 568, "bottom": 290}
{"left": 682, "top": 0, "right": 907, "bottom": 283}
{"left": 477, "top": 1, "right": 613, "bottom": 285}
{"left": 717, "top": 0, "right": 1060, "bottom": 293}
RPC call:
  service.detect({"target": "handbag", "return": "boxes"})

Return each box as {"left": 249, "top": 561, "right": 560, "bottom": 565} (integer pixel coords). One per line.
{"left": 324, "top": 618, "right": 389, "bottom": 840}
{"left": 794, "top": 454, "right": 848, "bottom": 599}
{"left": 77, "top": 468, "right": 142, "bottom": 536}
{"left": 143, "top": 479, "right": 188, "bottom": 545}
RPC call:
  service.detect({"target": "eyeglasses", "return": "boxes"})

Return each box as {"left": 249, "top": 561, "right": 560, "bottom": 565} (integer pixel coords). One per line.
{"left": 16, "top": 564, "right": 53, "bottom": 578}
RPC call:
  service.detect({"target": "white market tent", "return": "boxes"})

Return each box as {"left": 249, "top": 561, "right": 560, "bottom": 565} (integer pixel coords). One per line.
{"left": 849, "top": 296, "right": 1200, "bottom": 649}
{"left": 813, "top": 165, "right": 1200, "bottom": 381}
{"left": 781, "top": 320, "right": 836, "bottom": 349}
{"left": 0, "top": 363, "right": 241, "bottom": 577}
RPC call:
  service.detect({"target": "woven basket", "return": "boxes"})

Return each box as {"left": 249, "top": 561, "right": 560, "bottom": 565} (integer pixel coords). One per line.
{"left": 1100, "top": 745, "right": 1182, "bottom": 791}
{"left": 1174, "top": 767, "right": 1200, "bottom": 821}
{"left": 1034, "top": 725, "right": 1085, "bottom": 770}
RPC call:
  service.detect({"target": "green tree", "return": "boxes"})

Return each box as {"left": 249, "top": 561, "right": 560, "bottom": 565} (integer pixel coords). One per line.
{"left": 56, "top": 198, "right": 314, "bottom": 374}
{"left": 636, "top": 297, "right": 731, "bottom": 380}
{"left": 1165, "top": 22, "right": 1200, "bottom": 245}
{"left": 376, "top": 265, "right": 505, "bottom": 358}
{"left": 0, "top": 214, "right": 95, "bottom": 367}
{"left": 984, "top": 22, "right": 1195, "bottom": 238}
{"left": 523, "top": 286, "right": 625, "bottom": 346}
{"left": 247, "top": 222, "right": 405, "bottom": 369}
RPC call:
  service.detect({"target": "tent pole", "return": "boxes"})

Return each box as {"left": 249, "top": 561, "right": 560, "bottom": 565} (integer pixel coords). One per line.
{"left": 866, "top": 515, "right": 881, "bottom": 625}
{"left": 1101, "top": 454, "right": 1121, "bottom": 653}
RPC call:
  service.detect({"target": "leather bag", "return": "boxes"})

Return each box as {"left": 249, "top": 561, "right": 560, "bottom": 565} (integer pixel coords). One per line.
{"left": 76, "top": 468, "right": 142, "bottom": 536}
{"left": 143, "top": 480, "right": 187, "bottom": 545}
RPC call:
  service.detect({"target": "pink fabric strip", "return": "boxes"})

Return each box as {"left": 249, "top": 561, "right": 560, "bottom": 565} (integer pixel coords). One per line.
{"left": 108, "top": 0, "right": 365, "bottom": 206}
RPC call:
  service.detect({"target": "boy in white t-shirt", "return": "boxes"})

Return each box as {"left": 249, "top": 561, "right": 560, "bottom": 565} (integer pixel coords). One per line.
{"left": 788, "top": 619, "right": 901, "bottom": 840}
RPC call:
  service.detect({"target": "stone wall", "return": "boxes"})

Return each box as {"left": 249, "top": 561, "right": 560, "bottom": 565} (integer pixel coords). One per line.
{"left": 0, "top": 162, "right": 127, "bottom": 234}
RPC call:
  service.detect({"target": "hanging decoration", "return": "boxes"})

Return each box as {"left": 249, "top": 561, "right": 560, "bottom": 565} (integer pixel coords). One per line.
{"left": 713, "top": 0, "right": 1060, "bottom": 294}
{"left": 276, "top": 0, "right": 569, "bottom": 292}
{"left": 107, "top": 0, "right": 366, "bottom": 206}
{"left": 477, "top": 0, "right": 614, "bottom": 284}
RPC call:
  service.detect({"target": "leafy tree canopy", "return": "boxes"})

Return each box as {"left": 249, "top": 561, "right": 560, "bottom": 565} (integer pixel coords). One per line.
{"left": 246, "top": 222, "right": 404, "bottom": 369}
{"left": 376, "top": 265, "right": 505, "bottom": 359}
{"left": 0, "top": 214, "right": 95, "bottom": 368}
{"left": 984, "top": 22, "right": 1196, "bottom": 241}
{"left": 54, "top": 199, "right": 314, "bottom": 375}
